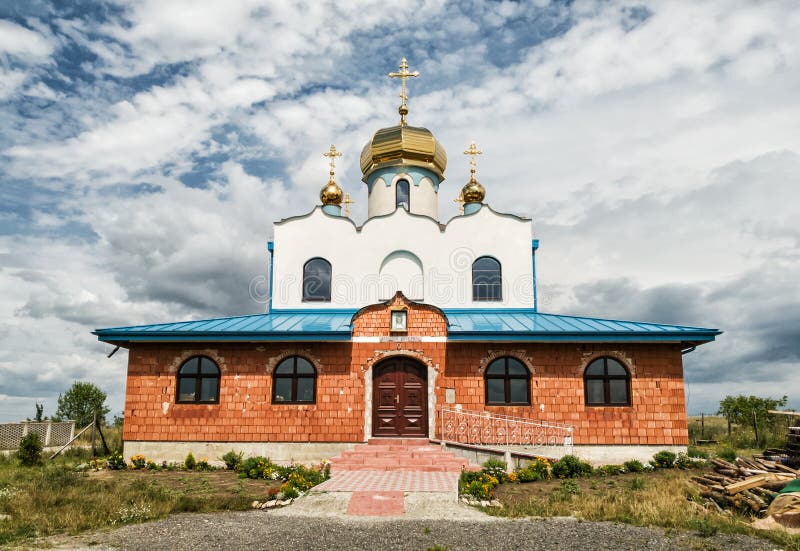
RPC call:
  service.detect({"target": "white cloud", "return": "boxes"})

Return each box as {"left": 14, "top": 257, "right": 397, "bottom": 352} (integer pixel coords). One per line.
{"left": 0, "top": 19, "right": 54, "bottom": 59}
{"left": 0, "top": 68, "right": 28, "bottom": 100}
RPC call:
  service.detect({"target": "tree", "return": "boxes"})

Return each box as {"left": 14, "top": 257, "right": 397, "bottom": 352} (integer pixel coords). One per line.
{"left": 34, "top": 403, "right": 44, "bottom": 422}
{"left": 718, "top": 394, "right": 788, "bottom": 447}
{"left": 56, "top": 382, "right": 111, "bottom": 427}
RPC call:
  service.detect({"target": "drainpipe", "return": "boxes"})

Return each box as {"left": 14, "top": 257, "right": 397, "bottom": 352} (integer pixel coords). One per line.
{"left": 531, "top": 239, "right": 539, "bottom": 312}
{"left": 267, "top": 241, "right": 274, "bottom": 313}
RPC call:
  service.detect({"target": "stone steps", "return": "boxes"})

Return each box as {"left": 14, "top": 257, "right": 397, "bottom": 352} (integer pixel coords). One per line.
{"left": 329, "top": 438, "right": 481, "bottom": 473}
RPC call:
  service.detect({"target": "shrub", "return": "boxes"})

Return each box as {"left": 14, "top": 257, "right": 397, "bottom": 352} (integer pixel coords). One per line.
{"left": 184, "top": 452, "right": 196, "bottom": 470}
{"left": 459, "top": 470, "right": 500, "bottom": 499}
{"left": 687, "top": 446, "right": 709, "bottom": 459}
{"left": 558, "top": 480, "right": 581, "bottom": 496}
{"left": 106, "top": 452, "right": 126, "bottom": 470}
{"left": 197, "top": 458, "right": 210, "bottom": 471}
{"left": 18, "top": 433, "right": 43, "bottom": 467}
{"left": 221, "top": 450, "right": 244, "bottom": 470}
{"left": 146, "top": 460, "right": 159, "bottom": 470}
{"left": 516, "top": 457, "right": 551, "bottom": 482}
{"left": 481, "top": 458, "right": 508, "bottom": 482}
{"left": 598, "top": 464, "right": 624, "bottom": 477}
{"left": 623, "top": 459, "right": 644, "bottom": 473}
{"left": 674, "top": 452, "right": 705, "bottom": 470}
{"left": 279, "top": 483, "right": 300, "bottom": 499}
{"left": 551, "top": 455, "right": 594, "bottom": 478}
{"left": 650, "top": 450, "right": 677, "bottom": 469}
{"left": 129, "top": 454, "right": 146, "bottom": 469}
{"left": 237, "top": 456, "right": 279, "bottom": 480}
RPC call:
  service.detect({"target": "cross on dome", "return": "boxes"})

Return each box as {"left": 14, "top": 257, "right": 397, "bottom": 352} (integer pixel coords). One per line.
{"left": 463, "top": 141, "right": 483, "bottom": 181}
{"left": 323, "top": 143, "right": 343, "bottom": 180}
{"left": 342, "top": 193, "right": 355, "bottom": 217}
{"left": 320, "top": 144, "right": 344, "bottom": 207}
{"left": 388, "top": 58, "right": 419, "bottom": 126}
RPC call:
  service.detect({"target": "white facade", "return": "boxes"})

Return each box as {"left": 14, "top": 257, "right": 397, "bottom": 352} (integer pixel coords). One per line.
{"left": 270, "top": 205, "right": 534, "bottom": 310}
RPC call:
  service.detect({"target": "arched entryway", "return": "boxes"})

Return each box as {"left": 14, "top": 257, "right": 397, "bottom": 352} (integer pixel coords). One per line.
{"left": 372, "top": 357, "right": 428, "bottom": 438}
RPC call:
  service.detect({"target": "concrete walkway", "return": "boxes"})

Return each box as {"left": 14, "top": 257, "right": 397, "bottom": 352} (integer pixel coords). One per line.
{"left": 313, "top": 438, "right": 479, "bottom": 517}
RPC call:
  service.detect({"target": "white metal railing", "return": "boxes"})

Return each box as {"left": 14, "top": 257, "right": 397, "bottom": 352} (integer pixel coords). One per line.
{"left": 439, "top": 407, "right": 573, "bottom": 456}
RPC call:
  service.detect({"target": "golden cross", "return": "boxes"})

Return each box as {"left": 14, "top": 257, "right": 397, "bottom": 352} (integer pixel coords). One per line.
{"left": 388, "top": 57, "right": 419, "bottom": 125}
{"left": 322, "top": 144, "right": 342, "bottom": 180}
{"left": 453, "top": 190, "right": 465, "bottom": 215}
{"left": 463, "top": 141, "right": 483, "bottom": 179}
{"left": 342, "top": 193, "right": 355, "bottom": 217}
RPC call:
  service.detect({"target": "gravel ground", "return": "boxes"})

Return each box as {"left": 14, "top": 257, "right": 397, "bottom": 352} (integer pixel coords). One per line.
{"left": 40, "top": 512, "right": 777, "bottom": 551}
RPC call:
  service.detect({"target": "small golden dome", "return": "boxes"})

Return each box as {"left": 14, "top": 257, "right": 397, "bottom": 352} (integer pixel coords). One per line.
{"left": 461, "top": 177, "right": 485, "bottom": 203}
{"left": 360, "top": 124, "right": 447, "bottom": 182}
{"left": 320, "top": 179, "right": 343, "bottom": 205}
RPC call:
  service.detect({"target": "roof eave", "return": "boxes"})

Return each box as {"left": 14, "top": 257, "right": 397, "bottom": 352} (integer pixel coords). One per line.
{"left": 446, "top": 331, "right": 720, "bottom": 343}
{"left": 95, "top": 331, "right": 352, "bottom": 343}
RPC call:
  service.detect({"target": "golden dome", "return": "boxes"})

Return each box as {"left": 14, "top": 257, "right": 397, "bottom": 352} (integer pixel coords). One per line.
{"left": 461, "top": 176, "right": 485, "bottom": 203}
{"left": 360, "top": 124, "right": 447, "bottom": 182}
{"left": 320, "top": 179, "right": 343, "bottom": 205}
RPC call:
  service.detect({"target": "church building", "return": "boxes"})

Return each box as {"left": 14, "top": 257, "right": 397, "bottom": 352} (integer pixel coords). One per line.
{"left": 95, "top": 60, "right": 720, "bottom": 465}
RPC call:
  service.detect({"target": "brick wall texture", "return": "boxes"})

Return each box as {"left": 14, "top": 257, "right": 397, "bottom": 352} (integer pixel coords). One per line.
{"left": 123, "top": 295, "right": 688, "bottom": 446}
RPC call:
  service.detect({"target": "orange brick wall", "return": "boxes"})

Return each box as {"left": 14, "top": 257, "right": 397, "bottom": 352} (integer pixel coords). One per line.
{"left": 122, "top": 296, "right": 688, "bottom": 446}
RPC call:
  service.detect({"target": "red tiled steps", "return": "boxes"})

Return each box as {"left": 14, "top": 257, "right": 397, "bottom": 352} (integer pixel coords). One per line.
{"left": 329, "top": 438, "right": 481, "bottom": 473}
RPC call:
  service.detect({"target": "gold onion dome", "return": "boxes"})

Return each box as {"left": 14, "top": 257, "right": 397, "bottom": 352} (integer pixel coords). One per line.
{"left": 320, "top": 179, "right": 343, "bottom": 205}
{"left": 320, "top": 144, "right": 344, "bottom": 205}
{"left": 360, "top": 124, "right": 447, "bottom": 182}
{"left": 461, "top": 176, "right": 485, "bottom": 203}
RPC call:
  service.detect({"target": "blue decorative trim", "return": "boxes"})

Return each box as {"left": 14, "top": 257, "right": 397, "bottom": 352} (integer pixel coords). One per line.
{"left": 446, "top": 333, "right": 718, "bottom": 343}
{"left": 366, "top": 167, "right": 441, "bottom": 193}
{"left": 97, "top": 333, "right": 352, "bottom": 343}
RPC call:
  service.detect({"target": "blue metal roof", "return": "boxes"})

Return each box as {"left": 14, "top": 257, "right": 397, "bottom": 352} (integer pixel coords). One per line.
{"left": 94, "top": 311, "right": 354, "bottom": 342}
{"left": 94, "top": 309, "right": 720, "bottom": 345}
{"left": 444, "top": 310, "right": 720, "bottom": 343}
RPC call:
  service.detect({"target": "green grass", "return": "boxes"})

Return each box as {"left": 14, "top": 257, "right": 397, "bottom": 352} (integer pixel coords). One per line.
{"left": 687, "top": 415, "right": 788, "bottom": 450}
{"left": 490, "top": 469, "right": 800, "bottom": 550}
{"left": 0, "top": 451, "right": 275, "bottom": 546}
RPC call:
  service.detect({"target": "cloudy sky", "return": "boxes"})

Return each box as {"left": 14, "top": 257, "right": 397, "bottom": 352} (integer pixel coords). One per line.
{"left": 1, "top": 0, "right": 798, "bottom": 422}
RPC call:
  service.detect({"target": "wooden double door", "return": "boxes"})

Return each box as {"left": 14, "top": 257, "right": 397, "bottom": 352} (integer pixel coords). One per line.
{"left": 372, "top": 358, "right": 427, "bottom": 437}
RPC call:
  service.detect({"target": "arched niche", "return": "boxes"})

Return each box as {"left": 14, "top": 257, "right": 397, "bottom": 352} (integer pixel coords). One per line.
{"left": 378, "top": 250, "right": 423, "bottom": 301}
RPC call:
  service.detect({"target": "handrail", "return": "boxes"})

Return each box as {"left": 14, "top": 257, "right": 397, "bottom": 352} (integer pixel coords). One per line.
{"left": 439, "top": 406, "right": 573, "bottom": 455}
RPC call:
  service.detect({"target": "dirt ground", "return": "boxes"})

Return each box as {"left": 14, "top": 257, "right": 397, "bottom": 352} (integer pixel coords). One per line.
{"left": 86, "top": 469, "right": 279, "bottom": 501}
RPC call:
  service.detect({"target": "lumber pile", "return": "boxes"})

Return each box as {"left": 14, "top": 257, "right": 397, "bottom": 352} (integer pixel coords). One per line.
{"left": 691, "top": 457, "right": 798, "bottom": 515}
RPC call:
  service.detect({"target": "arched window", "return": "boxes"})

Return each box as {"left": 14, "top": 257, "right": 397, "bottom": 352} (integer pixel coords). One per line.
{"left": 485, "top": 357, "right": 530, "bottom": 405}
{"left": 472, "top": 256, "right": 502, "bottom": 301}
{"left": 272, "top": 356, "right": 317, "bottom": 404}
{"left": 303, "top": 257, "right": 331, "bottom": 302}
{"left": 176, "top": 356, "right": 220, "bottom": 404}
{"left": 396, "top": 179, "right": 410, "bottom": 210}
{"left": 584, "top": 357, "right": 631, "bottom": 406}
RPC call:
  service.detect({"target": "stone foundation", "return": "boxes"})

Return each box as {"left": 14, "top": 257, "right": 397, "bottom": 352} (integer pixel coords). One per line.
{"left": 123, "top": 441, "right": 357, "bottom": 466}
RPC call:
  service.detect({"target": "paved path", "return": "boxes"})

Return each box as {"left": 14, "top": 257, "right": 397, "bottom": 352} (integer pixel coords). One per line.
{"left": 44, "top": 512, "right": 776, "bottom": 551}
{"left": 313, "top": 470, "right": 459, "bottom": 493}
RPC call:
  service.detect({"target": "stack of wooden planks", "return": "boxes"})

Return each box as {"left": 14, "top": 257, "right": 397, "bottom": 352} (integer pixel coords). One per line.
{"left": 691, "top": 457, "right": 799, "bottom": 515}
